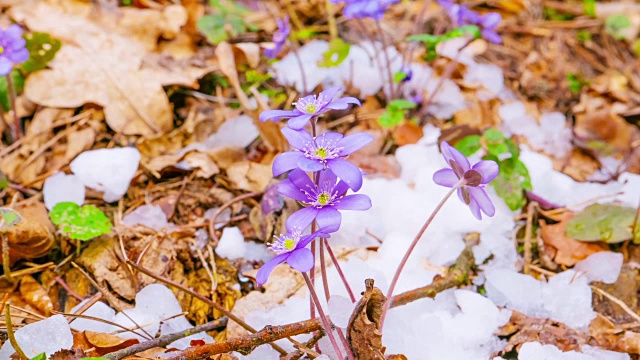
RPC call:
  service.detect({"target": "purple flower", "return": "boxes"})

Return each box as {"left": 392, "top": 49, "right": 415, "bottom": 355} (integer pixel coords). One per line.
{"left": 256, "top": 227, "right": 328, "bottom": 285}
{"left": 330, "top": 0, "right": 399, "bottom": 20}
{"left": 260, "top": 87, "right": 361, "bottom": 130}
{"left": 278, "top": 169, "right": 371, "bottom": 232}
{"left": 0, "top": 25, "right": 28, "bottom": 76}
{"left": 438, "top": 0, "right": 502, "bottom": 44}
{"left": 433, "top": 141, "right": 499, "bottom": 220}
{"left": 273, "top": 127, "right": 373, "bottom": 191}
{"left": 265, "top": 16, "right": 290, "bottom": 59}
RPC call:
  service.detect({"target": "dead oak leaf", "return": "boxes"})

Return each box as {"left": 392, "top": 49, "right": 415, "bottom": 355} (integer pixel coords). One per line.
{"left": 540, "top": 213, "right": 606, "bottom": 266}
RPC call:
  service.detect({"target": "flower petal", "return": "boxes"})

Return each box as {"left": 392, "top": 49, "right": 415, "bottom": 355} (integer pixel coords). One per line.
{"left": 259, "top": 109, "right": 299, "bottom": 122}
{"left": 287, "top": 114, "right": 314, "bottom": 129}
{"left": 297, "top": 157, "right": 324, "bottom": 172}
{"left": 335, "top": 194, "right": 372, "bottom": 211}
{"left": 316, "top": 132, "right": 344, "bottom": 144}
{"left": 328, "top": 158, "right": 363, "bottom": 191}
{"left": 277, "top": 179, "right": 308, "bottom": 202}
{"left": 472, "top": 160, "right": 499, "bottom": 184}
{"left": 482, "top": 30, "right": 502, "bottom": 44}
{"left": 318, "top": 169, "right": 338, "bottom": 187}
{"left": 287, "top": 169, "right": 316, "bottom": 193}
{"left": 286, "top": 248, "right": 314, "bottom": 273}
{"left": 480, "top": 12, "right": 501, "bottom": 29}
{"left": 273, "top": 152, "right": 304, "bottom": 176}
{"left": 286, "top": 206, "right": 319, "bottom": 232}
{"left": 433, "top": 168, "right": 459, "bottom": 188}
{"left": 5, "top": 25, "right": 22, "bottom": 39}
{"left": 316, "top": 208, "right": 342, "bottom": 232}
{"left": 10, "top": 48, "right": 28, "bottom": 63}
{"left": 325, "top": 97, "right": 362, "bottom": 111}
{"left": 467, "top": 196, "right": 482, "bottom": 220}
{"left": 469, "top": 187, "right": 495, "bottom": 217}
{"left": 298, "top": 230, "right": 326, "bottom": 248}
{"left": 440, "top": 141, "right": 470, "bottom": 172}
{"left": 337, "top": 132, "right": 374, "bottom": 156}
{"left": 281, "top": 127, "right": 314, "bottom": 150}
{"left": 333, "top": 179, "right": 350, "bottom": 197}
{"left": 317, "top": 87, "right": 342, "bottom": 107}
{"left": 256, "top": 253, "right": 289, "bottom": 285}
{"left": 0, "top": 57, "right": 12, "bottom": 76}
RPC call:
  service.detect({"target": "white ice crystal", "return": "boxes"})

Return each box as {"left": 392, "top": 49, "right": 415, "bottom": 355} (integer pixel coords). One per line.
{"left": 42, "top": 171, "right": 85, "bottom": 210}
{"left": 519, "top": 342, "right": 629, "bottom": 360}
{"left": 574, "top": 251, "right": 623, "bottom": 284}
{"left": 0, "top": 314, "right": 73, "bottom": 358}
{"left": 216, "top": 226, "right": 272, "bottom": 262}
{"left": 70, "top": 147, "right": 141, "bottom": 202}
{"left": 123, "top": 204, "right": 176, "bottom": 232}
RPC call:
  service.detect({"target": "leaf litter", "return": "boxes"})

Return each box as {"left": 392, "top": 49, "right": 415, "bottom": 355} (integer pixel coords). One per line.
{"left": 1, "top": 0, "right": 640, "bottom": 360}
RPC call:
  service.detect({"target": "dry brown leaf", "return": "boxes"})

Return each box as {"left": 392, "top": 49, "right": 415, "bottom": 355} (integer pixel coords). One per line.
{"left": 215, "top": 42, "right": 252, "bottom": 111}
{"left": 85, "top": 330, "right": 139, "bottom": 353}
{"left": 65, "top": 127, "right": 96, "bottom": 161}
{"left": 226, "top": 161, "right": 272, "bottom": 192}
{"left": 19, "top": 275, "right": 53, "bottom": 316}
{"left": 50, "top": 348, "right": 87, "bottom": 360}
{"left": 348, "top": 279, "right": 387, "bottom": 360}
{"left": 540, "top": 214, "right": 606, "bottom": 266}
{"left": 392, "top": 122, "right": 423, "bottom": 146}
{"left": 13, "top": 2, "right": 211, "bottom": 136}
{"left": 3, "top": 202, "right": 54, "bottom": 264}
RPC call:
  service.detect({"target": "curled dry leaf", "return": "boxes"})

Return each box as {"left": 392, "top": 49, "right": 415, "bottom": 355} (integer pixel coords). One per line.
{"left": 2, "top": 202, "right": 54, "bottom": 265}
{"left": 19, "top": 275, "right": 53, "bottom": 316}
{"left": 347, "top": 279, "right": 387, "bottom": 360}
{"left": 539, "top": 213, "right": 606, "bottom": 266}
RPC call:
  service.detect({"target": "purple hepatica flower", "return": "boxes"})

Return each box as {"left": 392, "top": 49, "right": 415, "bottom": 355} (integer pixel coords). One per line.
{"left": 278, "top": 169, "right": 371, "bottom": 232}
{"left": 265, "top": 15, "right": 290, "bottom": 59}
{"left": 273, "top": 127, "right": 373, "bottom": 191}
{"left": 433, "top": 141, "right": 499, "bottom": 220}
{"left": 259, "top": 87, "right": 361, "bottom": 130}
{"left": 330, "top": 0, "right": 399, "bottom": 20}
{"left": 0, "top": 25, "right": 28, "bottom": 76}
{"left": 256, "top": 227, "right": 329, "bottom": 285}
{"left": 438, "top": 0, "right": 502, "bottom": 45}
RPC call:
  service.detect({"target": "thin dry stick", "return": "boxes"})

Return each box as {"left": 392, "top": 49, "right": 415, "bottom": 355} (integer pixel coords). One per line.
{"left": 164, "top": 319, "right": 322, "bottom": 360}
{"left": 56, "top": 311, "right": 150, "bottom": 339}
{"left": 5, "top": 304, "right": 28, "bottom": 360}
{"left": 125, "top": 259, "right": 287, "bottom": 355}
{"left": 1, "top": 219, "right": 12, "bottom": 282}
{"left": 55, "top": 276, "right": 84, "bottom": 301}
{"left": 591, "top": 286, "right": 640, "bottom": 323}
{"left": 208, "top": 192, "right": 261, "bottom": 246}
{"left": 375, "top": 20, "right": 397, "bottom": 98}
{"left": 523, "top": 202, "right": 537, "bottom": 275}
{"left": 103, "top": 318, "right": 229, "bottom": 360}
{"left": 71, "top": 262, "right": 154, "bottom": 340}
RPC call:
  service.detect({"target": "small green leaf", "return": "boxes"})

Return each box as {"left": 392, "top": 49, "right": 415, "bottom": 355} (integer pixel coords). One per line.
{"left": 318, "top": 38, "right": 351, "bottom": 68}
{"left": 20, "top": 32, "right": 62, "bottom": 73}
{"left": 605, "top": 14, "right": 631, "bottom": 40}
{"left": 455, "top": 135, "right": 482, "bottom": 157}
{"left": 378, "top": 109, "right": 404, "bottom": 129}
{"left": 583, "top": 0, "right": 596, "bottom": 18}
{"left": 0, "top": 171, "right": 7, "bottom": 190}
{"left": 566, "top": 73, "right": 590, "bottom": 94}
{"left": 0, "top": 69, "right": 25, "bottom": 112}
{"left": 483, "top": 129, "right": 510, "bottom": 157}
{"left": 566, "top": 203, "right": 636, "bottom": 243}
{"left": 50, "top": 202, "right": 112, "bottom": 241}
{"left": 295, "top": 29, "right": 320, "bottom": 39}
{"left": 394, "top": 71, "right": 409, "bottom": 83}
{"left": 577, "top": 30, "right": 592, "bottom": 43}
{"left": 492, "top": 161, "right": 527, "bottom": 211}
{"left": 30, "top": 354, "right": 46, "bottom": 360}
{"left": 388, "top": 99, "right": 416, "bottom": 110}
{"left": 0, "top": 207, "right": 22, "bottom": 231}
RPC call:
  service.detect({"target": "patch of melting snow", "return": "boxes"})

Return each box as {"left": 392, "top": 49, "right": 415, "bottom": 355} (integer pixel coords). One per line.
{"left": 518, "top": 342, "right": 629, "bottom": 360}
{"left": 122, "top": 204, "right": 177, "bottom": 232}
{"left": 42, "top": 171, "right": 86, "bottom": 210}
{"left": 0, "top": 314, "right": 73, "bottom": 358}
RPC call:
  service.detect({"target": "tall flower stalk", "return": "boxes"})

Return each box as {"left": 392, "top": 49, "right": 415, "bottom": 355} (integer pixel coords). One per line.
{"left": 379, "top": 141, "right": 498, "bottom": 330}
{"left": 0, "top": 24, "right": 29, "bottom": 141}
{"left": 259, "top": 86, "right": 368, "bottom": 358}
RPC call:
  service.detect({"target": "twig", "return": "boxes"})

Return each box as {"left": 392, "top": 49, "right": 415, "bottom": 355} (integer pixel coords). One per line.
{"left": 5, "top": 304, "right": 27, "bottom": 360}
{"left": 1, "top": 219, "right": 12, "bottom": 282}
{"left": 163, "top": 319, "right": 323, "bottom": 360}
{"left": 6, "top": 75, "right": 21, "bottom": 140}
{"left": 103, "top": 317, "right": 228, "bottom": 360}
{"left": 55, "top": 276, "right": 84, "bottom": 301}
{"left": 591, "top": 286, "right": 640, "bottom": 323}
{"left": 282, "top": 331, "right": 325, "bottom": 360}
{"left": 523, "top": 202, "right": 537, "bottom": 275}
{"left": 125, "top": 259, "right": 287, "bottom": 355}
{"left": 208, "top": 192, "right": 261, "bottom": 247}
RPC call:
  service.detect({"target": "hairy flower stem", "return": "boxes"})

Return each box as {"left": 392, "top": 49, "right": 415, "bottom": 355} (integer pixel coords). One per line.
{"left": 6, "top": 75, "right": 21, "bottom": 140}
{"left": 291, "top": 42, "right": 309, "bottom": 95}
{"left": 324, "top": 238, "right": 356, "bottom": 302}
{"left": 379, "top": 182, "right": 462, "bottom": 331}
{"left": 303, "top": 272, "right": 345, "bottom": 360}
{"left": 375, "top": 20, "right": 397, "bottom": 99}
{"left": 5, "top": 304, "right": 27, "bottom": 360}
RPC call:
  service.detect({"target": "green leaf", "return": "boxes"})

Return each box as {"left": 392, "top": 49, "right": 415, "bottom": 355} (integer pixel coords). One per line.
{"left": 388, "top": 99, "right": 416, "bottom": 110}
{"left": 295, "top": 29, "right": 320, "bottom": 40}
{"left": 30, "top": 354, "right": 46, "bottom": 360}
{"left": 492, "top": 161, "right": 526, "bottom": 211}
{"left": 0, "top": 207, "right": 22, "bottom": 231}
{"left": 394, "top": 70, "right": 409, "bottom": 83}
{"left": 20, "top": 32, "right": 62, "bottom": 73}
{"left": 455, "top": 135, "right": 482, "bottom": 157}
{"left": 0, "top": 171, "right": 7, "bottom": 190}
{"left": 0, "top": 69, "right": 25, "bottom": 112}
{"left": 566, "top": 203, "right": 636, "bottom": 243}
{"left": 583, "top": 0, "right": 596, "bottom": 18}
{"left": 483, "top": 129, "right": 509, "bottom": 157}
{"left": 318, "top": 38, "right": 351, "bottom": 68}
{"left": 378, "top": 109, "right": 404, "bottom": 129}
{"left": 577, "top": 30, "right": 592, "bottom": 43}
{"left": 605, "top": 14, "right": 631, "bottom": 40}
{"left": 566, "top": 73, "right": 590, "bottom": 94}
{"left": 210, "top": 0, "right": 251, "bottom": 15}
{"left": 198, "top": 13, "right": 248, "bottom": 44}
{"left": 50, "top": 202, "right": 112, "bottom": 241}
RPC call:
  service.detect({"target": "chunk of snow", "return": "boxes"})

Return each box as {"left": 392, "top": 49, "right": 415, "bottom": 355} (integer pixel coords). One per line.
{"left": 486, "top": 269, "right": 595, "bottom": 330}
{"left": 234, "top": 344, "right": 281, "bottom": 359}
{"left": 328, "top": 295, "right": 356, "bottom": 328}
{"left": 464, "top": 63, "right": 505, "bottom": 100}
{"left": 402, "top": 64, "right": 467, "bottom": 119}
{"left": 574, "top": 252, "right": 623, "bottom": 284}
{"left": 43, "top": 172, "right": 86, "bottom": 210}
{"left": 205, "top": 207, "right": 231, "bottom": 229}
{"left": 0, "top": 314, "right": 73, "bottom": 358}
{"left": 204, "top": 115, "right": 259, "bottom": 149}
{"left": 70, "top": 147, "right": 141, "bottom": 202}
{"left": 123, "top": 204, "right": 175, "bottom": 231}
{"left": 70, "top": 300, "right": 117, "bottom": 333}
{"left": 519, "top": 342, "right": 629, "bottom": 360}
{"left": 161, "top": 316, "right": 214, "bottom": 350}
{"left": 216, "top": 226, "right": 271, "bottom": 262}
